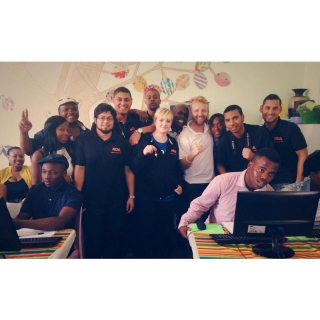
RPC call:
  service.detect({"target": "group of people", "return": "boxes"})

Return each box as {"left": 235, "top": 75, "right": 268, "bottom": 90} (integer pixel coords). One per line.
{"left": 1, "top": 87, "right": 319, "bottom": 259}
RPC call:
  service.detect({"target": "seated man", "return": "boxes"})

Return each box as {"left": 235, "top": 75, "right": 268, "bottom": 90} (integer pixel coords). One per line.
{"left": 178, "top": 148, "right": 280, "bottom": 238}
{"left": 12, "top": 154, "right": 83, "bottom": 231}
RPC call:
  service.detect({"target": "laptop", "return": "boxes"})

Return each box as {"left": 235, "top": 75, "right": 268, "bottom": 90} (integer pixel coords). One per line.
{"left": 0, "top": 197, "right": 62, "bottom": 251}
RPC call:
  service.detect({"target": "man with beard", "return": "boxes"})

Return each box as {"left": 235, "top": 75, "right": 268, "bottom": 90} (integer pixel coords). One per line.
{"left": 260, "top": 94, "right": 308, "bottom": 189}
{"left": 168, "top": 103, "right": 189, "bottom": 138}
{"left": 74, "top": 103, "right": 135, "bottom": 258}
{"left": 216, "top": 105, "right": 274, "bottom": 174}
{"left": 176, "top": 96, "right": 214, "bottom": 229}
{"left": 178, "top": 148, "right": 280, "bottom": 238}
{"left": 136, "top": 87, "right": 161, "bottom": 128}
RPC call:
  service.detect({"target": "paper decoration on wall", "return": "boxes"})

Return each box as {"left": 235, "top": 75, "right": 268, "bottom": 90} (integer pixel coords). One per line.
{"left": 0, "top": 145, "right": 13, "bottom": 157}
{"left": 195, "top": 62, "right": 210, "bottom": 72}
{"left": 105, "top": 90, "right": 114, "bottom": 103}
{"left": 111, "top": 65, "right": 129, "bottom": 79}
{"left": 160, "top": 77, "right": 174, "bottom": 96}
{"left": 1, "top": 95, "right": 14, "bottom": 111}
{"left": 175, "top": 74, "right": 189, "bottom": 90}
{"left": 144, "top": 84, "right": 162, "bottom": 94}
{"left": 214, "top": 72, "right": 231, "bottom": 86}
{"left": 133, "top": 76, "right": 147, "bottom": 92}
{"left": 193, "top": 72, "right": 207, "bottom": 89}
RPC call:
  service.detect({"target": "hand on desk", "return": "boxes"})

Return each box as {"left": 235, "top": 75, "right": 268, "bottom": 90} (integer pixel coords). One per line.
{"left": 179, "top": 225, "right": 191, "bottom": 239}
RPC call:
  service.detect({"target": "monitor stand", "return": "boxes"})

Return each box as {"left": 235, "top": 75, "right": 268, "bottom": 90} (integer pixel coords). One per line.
{"left": 252, "top": 228, "right": 294, "bottom": 259}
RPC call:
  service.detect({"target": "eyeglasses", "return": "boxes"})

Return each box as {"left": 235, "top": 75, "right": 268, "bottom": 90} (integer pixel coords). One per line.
{"left": 96, "top": 116, "right": 114, "bottom": 122}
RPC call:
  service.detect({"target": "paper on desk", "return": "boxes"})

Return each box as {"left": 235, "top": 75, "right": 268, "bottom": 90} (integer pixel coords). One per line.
{"left": 17, "top": 228, "right": 56, "bottom": 238}
{"left": 189, "top": 223, "right": 224, "bottom": 234}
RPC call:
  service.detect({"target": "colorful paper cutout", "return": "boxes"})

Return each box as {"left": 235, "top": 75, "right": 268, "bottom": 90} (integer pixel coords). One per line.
{"left": 195, "top": 62, "right": 210, "bottom": 72}
{"left": 144, "top": 84, "right": 162, "bottom": 94}
{"left": 111, "top": 65, "right": 129, "bottom": 79}
{"left": 160, "top": 77, "right": 174, "bottom": 96}
{"left": 133, "top": 76, "right": 147, "bottom": 92}
{"left": 214, "top": 72, "right": 231, "bottom": 86}
{"left": 175, "top": 74, "right": 190, "bottom": 90}
{"left": 193, "top": 72, "right": 207, "bottom": 89}
{"left": 1, "top": 95, "right": 14, "bottom": 111}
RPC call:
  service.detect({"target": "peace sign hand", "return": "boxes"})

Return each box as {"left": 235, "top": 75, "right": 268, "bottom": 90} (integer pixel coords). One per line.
{"left": 18, "top": 109, "right": 33, "bottom": 133}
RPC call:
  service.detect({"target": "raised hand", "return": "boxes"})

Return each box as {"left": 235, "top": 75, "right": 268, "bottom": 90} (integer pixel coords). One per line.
{"left": 143, "top": 145, "right": 157, "bottom": 156}
{"left": 191, "top": 143, "right": 203, "bottom": 156}
{"left": 18, "top": 109, "right": 32, "bottom": 134}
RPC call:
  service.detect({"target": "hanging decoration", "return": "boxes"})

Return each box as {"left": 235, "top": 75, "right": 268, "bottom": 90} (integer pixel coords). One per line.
{"left": 111, "top": 65, "right": 129, "bottom": 79}
{"left": 105, "top": 90, "right": 115, "bottom": 103}
{"left": 214, "top": 72, "right": 231, "bottom": 87}
{"left": 144, "top": 84, "right": 162, "bottom": 94}
{"left": 193, "top": 72, "right": 207, "bottom": 89}
{"left": 160, "top": 77, "right": 174, "bottom": 96}
{"left": 175, "top": 74, "right": 190, "bottom": 90}
{"left": 1, "top": 95, "right": 14, "bottom": 111}
{"left": 195, "top": 62, "right": 210, "bottom": 72}
{"left": 133, "top": 76, "right": 147, "bottom": 92}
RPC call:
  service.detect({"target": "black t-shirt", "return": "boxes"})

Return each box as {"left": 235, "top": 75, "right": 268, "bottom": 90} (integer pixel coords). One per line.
{"left": 262, "top": 117, "right": 307, "bottom": 184}
{"left": 216, "top": 123, "right": 274, "bottom": 172}
{"left": 113, "top": 113, "right": 141, "bottom": 140}
{"left": 74, "top": 130, "right": 132, "bottom": 209}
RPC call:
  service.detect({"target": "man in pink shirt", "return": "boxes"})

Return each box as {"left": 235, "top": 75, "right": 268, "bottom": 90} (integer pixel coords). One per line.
{"left": 178, "top": 148, "right": 280, "bottom": 238}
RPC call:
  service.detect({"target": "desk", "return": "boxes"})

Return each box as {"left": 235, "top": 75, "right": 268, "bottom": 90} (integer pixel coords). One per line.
{"left": 188, "top": 224, "right": 320, "bottom": 259}
{"left": 0, "top": 229, "right": 76, "bottom": 259}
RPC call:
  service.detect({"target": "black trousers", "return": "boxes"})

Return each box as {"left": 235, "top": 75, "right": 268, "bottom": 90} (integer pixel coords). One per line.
{"left": 82, "top": 206, "right": 126, "bottom": 259}
{"left": 134, "top": 193, "right": 175, "bottom": 259}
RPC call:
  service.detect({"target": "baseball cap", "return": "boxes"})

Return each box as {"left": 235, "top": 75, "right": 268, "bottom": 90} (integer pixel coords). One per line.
{"left": 58, "top": 96, "right": 79, "bottom": 108}
{"left": 38, "top": 154, "right": 69, "bottom": 170}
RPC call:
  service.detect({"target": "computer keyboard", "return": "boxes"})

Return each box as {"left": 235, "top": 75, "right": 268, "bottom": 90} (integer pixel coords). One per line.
{"left": 210, "top": 234, "right": 287, "bottom": 244}
{"left": 20, "top": 236, "right": 62, "bottom": 247}
{"left": 311, "top": 229, "right": 320, "bottom": 237}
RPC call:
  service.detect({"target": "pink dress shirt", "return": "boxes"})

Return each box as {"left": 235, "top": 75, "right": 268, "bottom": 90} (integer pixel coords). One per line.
{"left": 178, "top": 169, "right": 274, "bottom": 228}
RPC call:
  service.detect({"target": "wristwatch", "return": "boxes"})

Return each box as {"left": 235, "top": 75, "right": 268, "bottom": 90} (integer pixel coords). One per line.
{"left": 136, "top": 128, "right": 143, "bottom": 134}
{"left": 129, "top": 195, "right": 135, "bottom": 199}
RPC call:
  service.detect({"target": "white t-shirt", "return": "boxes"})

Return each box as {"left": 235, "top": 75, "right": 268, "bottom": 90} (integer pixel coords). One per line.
{"left": 177, "top": 121, "right": 214, "bottom": 184}
{"left": 57, "top": 147, "right": 74, "bottom": 177}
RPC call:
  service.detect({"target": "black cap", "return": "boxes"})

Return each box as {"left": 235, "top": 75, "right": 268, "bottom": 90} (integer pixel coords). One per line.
{"left": 38, "top": 154, "right": 69, "bottom": 170}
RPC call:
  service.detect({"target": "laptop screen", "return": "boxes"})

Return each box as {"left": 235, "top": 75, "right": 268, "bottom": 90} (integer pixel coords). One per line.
{"left": 0, "top": 197, "right": 21, "bottom": 251}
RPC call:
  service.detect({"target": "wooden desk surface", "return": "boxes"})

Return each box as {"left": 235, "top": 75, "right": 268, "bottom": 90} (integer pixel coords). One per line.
{"left": 0, "top": 229, "right": 75, "bottom": 259}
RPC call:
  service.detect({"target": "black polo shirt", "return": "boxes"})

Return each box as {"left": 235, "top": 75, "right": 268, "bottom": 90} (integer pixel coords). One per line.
{"left": 216, "top": 123, "right": 274, "bottom": 172}
{"left": 114, "top": 113, "right": 140, "bottom": 140}
{"left": 262, "top": 117, "right": 307, "bottom": 184}
{"left": 74, "top": 130, "right": 132, "bottom": 209}
{"left": 21, "top": 181, "right": 83, "bottom": 228}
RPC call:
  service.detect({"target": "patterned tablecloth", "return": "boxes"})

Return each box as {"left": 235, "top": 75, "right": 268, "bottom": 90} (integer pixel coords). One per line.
{"left": 188, "top": 224, "right": 320, "bottom": 259}
{"left": 0, "top": 229, "right": 75, "bottom": 259}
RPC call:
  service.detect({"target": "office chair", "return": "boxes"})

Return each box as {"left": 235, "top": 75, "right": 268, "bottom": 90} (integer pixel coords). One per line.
{"left": 68, "top": 207, "right": 85, "bottom": 259}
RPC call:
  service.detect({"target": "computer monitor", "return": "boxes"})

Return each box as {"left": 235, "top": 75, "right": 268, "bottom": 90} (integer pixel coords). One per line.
{"left": 0, "top": 197, "right": 21, "bottom": 252}
{"left": 233, "top": 191, "right": 320, "bottom": 258}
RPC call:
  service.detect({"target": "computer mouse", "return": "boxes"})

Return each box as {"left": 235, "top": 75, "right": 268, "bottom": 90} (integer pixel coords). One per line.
{"left": 196, "top": 219, "right": 206, "bottom": 231}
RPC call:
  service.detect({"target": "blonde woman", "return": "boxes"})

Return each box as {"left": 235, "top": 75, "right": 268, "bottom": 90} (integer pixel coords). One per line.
{"left": 130, "top": 108, "right": 183, "bottom": 259}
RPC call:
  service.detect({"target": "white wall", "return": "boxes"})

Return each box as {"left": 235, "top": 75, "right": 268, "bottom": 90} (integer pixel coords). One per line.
{"left": 0, "top": 61, "right": 319, "bottom": 169}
